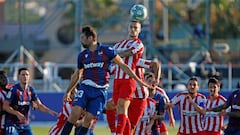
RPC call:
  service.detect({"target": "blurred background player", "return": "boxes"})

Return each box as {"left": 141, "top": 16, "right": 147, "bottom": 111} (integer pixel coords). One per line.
{"left": 3, "top": 67, "right": 58, "bottom": 135}
{"left": 154, "top": 87, "right": 175, "bottom": 135}
{"left": 165, "top": 77, "right": 206, "bottom": 135}
{"left": 144, "top": 72, "right": 173, "bottom": 135}
{"left": 128, "top": 58, "right": 161, "bottom": 135}
{"left": 134, "top": 72, "right": 166, "bottom": 135}
{"left": 134, "top": 97, "right": 157, "bottom": 135}
{"left": 209, "top": 88, "right": 240, "bottom": 135}
{"left": 0, "top": 70, "right": 9, "bottom": 135}
{"left": 203, "top": 77, "right": 226, "bottom": 135}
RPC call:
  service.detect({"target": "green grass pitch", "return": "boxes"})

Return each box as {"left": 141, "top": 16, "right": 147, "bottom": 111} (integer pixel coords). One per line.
{"left": 32, "top": 124, "right": 178, "bottom": 135}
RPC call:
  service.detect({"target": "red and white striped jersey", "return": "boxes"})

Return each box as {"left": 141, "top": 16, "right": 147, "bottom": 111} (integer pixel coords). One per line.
{"left": 171, "top": 91, "right": 206, "bottom": 134}
{"left": 204, "top": 95, "right": 226, "bottom": 133}
{"left": 48, "top": 102, "right": 72, "bottom": 135}
{"left": 134, "top": 98, "right": 156, "bottom": 135}
{"left": 0, "top": 89, "right": 7, "bottom": 131}
{"left": 133, "top": 59, "right": 152, "bottom": 99}
{"left": 113, "top": 38, "right": 144, "bottom": 79}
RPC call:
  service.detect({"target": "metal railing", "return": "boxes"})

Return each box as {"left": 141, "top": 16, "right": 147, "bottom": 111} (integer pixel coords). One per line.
{"left": 1, "top": 62, "right": 239, "bottom": 92}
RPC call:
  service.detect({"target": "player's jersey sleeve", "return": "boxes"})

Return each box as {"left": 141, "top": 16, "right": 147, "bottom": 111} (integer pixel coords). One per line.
{"left": 226, "top": 90, "right": 240, "bottom": 106}
{"left": 6, "top": 87, "right": 16, "bottom": 102}
{"left": 104, "top": 45, "right": 118, "bottom": 60}
{"left": 0, "top": 91, "right": 6, "bottom": 112}
{"left": 109, "top": 64, "right": 116, "bottom": 75}
{"left": 197, "top": 94, "right": 206, "bottom": 108}
{"left": 156, "top": 87, "right": 170, "bottom": 103}
{"left": 77, "top": 51, "right": 85, "bottom": 69}
{"left": 113, "top": 39, "right": 144, "bottom": 55}
{"left": 29, "top": 87, "right": 39, "bottom": 101}
{"left": 136, "top": 58, "right": 152, "bottom": 68}
{"left": 171, "top": 93, "right": 182, "bottom": 105}
{"left": 226, "top": 90, "right": 239, "bottom": 106}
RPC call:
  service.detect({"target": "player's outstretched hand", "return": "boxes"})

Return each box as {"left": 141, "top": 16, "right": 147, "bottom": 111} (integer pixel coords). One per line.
{"left": 63, "top": 92, "right": 72, "bottom": 102}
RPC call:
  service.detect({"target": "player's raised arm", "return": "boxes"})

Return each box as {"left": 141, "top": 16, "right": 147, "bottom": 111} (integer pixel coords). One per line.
{"left": 32, "top": 99, "right": 58, "bottom": 116}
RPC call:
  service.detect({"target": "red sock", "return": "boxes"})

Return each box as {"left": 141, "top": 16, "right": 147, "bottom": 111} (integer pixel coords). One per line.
{"left": 106, "top": 109, "right": 116, "bottom": 133}
{"left": 123, "top": 118, "right": 131, "bottom": 135}
{"left": 116, "top": 114, "right": 127, "bottom": 134}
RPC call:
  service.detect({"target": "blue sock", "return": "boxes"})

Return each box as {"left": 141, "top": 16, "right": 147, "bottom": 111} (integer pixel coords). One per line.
{"left": 74, "top": 126, "right": 81, "bottom": 135}
{"left": 77, "top": 126, "right": 89, "bottom": 135}
{"left": 61, "top": 121, "right": 74, "bottom": 135}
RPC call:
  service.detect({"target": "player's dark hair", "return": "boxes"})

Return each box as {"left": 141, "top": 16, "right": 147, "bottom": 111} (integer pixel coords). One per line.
{"left": 130, "top": 20, "right": 143, "bottom": 26}
{"left": 208, "top": 77, "right": 220, "bottom": 87}
{"left": 0, "top": 70, "right": 8, "bottom": 88}
{"left": 82, "top": 25, "right": 97, "bottom": 41}
{"left": 144, "top": 72, "right": 155, "bottom": 80}
{"left": 188, "top": 76, "right": 199, "bottom": 84}
{"left": 130, "top": 19, "right": 140, "bottom": 23}
{"left": 18, "top": 67, "right": 29, "bottom": 75}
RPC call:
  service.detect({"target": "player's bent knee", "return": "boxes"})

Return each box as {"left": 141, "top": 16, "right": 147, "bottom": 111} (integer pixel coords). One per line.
{"left": 82, "top": 112, "right": 95, "bottom": 128}
{"left": 106, "top": 99, "right": 115, "bottom": 110}
{"left": 68, "top": 106, "right": 84, "bottom": 122}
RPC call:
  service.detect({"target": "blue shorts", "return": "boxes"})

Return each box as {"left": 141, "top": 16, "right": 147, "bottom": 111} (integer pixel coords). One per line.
{"left": 5, "top": 124, "right": 33, "bottom": 135}
{"left": 224, "top": 127, "right": 240, "bottom": 135}
{"left": 72, "top": 84, "right": 107, "bottom": 118}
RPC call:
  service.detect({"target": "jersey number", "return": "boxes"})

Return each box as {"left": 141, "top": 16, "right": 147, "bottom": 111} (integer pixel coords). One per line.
{"left": 76, "top": 90, "right": 84, "bottom": 98}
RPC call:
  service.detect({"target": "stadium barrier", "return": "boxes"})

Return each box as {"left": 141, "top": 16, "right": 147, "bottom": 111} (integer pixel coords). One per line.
{"left": 1, "top": 63, "right": 239, "bottom": 91}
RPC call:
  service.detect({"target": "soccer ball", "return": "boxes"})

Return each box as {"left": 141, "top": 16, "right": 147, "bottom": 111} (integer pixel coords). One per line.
{"left": 130, "top": 4, "right": 148, "bottom": 21}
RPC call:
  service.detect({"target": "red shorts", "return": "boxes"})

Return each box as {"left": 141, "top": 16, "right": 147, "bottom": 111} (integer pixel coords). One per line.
{"left": 112, "top": 79, "right": 136, "bottom": 105}
{"left": 204, "top": 131, "right": 221, "bottom": 135}
{"left": 160, "top": 121, "right": 168, "bottom": 133}
{"left": 128, "top": 98, "right": 147, "bottom": 129}
{"left": 178, "top": 131, "right": 206, "bottom": 135}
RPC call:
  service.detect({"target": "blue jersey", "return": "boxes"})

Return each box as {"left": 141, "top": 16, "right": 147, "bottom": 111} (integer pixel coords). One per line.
{"left": 78, "top": 43, "right": 117, "bottom": 87}
{"left": 226, "top": 89, "right": 240, "bottom": 129}
{"left": 5, "top": 83, "right": 38, "bottom": 126}
{"left": 151, "top": 91, "right": 166, "bottom": 134}
{"left": 153, "top": 92, "right": 166, "bottom": 113}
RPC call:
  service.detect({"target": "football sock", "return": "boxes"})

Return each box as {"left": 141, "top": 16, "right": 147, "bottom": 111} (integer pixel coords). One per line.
{"left": 77, "top": 126, "right": 89, "bottom": 135}
{"left": 106, "top": 109, "right": 116, "bottom": 133}
{"left": 116, "top": 114, "right": 127, "bottom": 134}
{"left": 60, "top": 121, "right": 74, "bottom": 135}
{"left": 123, "top": 117, "right": 131, "bottom": 135}
{"left": 89, "top": 119, "right": 97, "bottom": 134}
